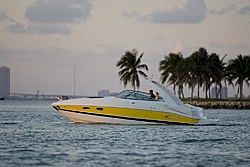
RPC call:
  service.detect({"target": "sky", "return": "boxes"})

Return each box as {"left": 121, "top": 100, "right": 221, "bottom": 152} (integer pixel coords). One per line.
{"left": 0, "top": 0, "right": 249, "bottom": 97}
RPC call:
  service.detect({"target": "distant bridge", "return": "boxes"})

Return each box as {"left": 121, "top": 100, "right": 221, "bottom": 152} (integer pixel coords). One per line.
{"left": 7, "top": 93, "right": 85, "bottom": 100}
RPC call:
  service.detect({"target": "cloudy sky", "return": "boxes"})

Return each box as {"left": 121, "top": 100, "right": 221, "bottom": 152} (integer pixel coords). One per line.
{"left": 0, "top": 0, "right": 249, "bottom": 97}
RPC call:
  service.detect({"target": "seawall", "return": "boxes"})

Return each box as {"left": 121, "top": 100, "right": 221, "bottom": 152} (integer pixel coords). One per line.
{"left": 184, "top": 101, "right": 250, "bottom": 109}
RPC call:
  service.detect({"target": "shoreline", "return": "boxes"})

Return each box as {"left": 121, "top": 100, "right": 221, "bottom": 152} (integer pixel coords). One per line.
{"left": 184, "top": 101, "right": 250, "bottom": 109}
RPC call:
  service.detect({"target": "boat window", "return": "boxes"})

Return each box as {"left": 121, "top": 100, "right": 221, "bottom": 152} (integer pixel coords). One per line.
{"left": 115, "top": 90, "right": 134, "bottom": 98}
{"left": 116, "top": 90, "right": 156, "bottom": 101}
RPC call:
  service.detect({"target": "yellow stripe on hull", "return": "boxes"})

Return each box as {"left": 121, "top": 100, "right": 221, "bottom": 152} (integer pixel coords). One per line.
{"left": 58, "top": 105, "right": 200, "bottom": 124}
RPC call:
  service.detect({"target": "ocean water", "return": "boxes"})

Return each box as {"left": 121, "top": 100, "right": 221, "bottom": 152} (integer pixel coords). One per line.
{"left": 0, "top": 100, "right": 249, "bottom": 167}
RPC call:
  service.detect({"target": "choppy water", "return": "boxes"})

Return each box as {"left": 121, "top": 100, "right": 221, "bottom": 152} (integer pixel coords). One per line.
{"left": 0, "top": 100, "right": 249, "bottom": 167}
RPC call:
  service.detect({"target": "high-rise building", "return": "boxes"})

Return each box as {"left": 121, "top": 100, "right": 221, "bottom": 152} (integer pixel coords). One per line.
{"left": 211, "top": 86, "right": 227, "bottom": 99}
{"left": 98, "top": 90, "right": 109, "bottom": 97}
{"left": 0, "top": 66, "right": 10, "bottom": 98}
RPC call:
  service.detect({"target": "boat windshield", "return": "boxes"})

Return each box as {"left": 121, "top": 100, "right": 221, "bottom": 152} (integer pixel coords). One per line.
{"left": 115, "top": 90, "right": 156, "bottom": 101}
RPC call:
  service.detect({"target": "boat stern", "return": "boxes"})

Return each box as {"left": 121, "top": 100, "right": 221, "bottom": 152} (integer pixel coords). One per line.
{"left": 185, "top": 103, "right": 220, "bottom": 125}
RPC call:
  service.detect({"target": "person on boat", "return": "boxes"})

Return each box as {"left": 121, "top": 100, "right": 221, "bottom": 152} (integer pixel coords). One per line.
{"left": 155, "top": 92, "right": 160, "bottom": 100}
{"left": 58, "top": 96, "right": 63, "bottom": 101}
{"left": 149, "top": 89, "right": 155, "bottom": 99}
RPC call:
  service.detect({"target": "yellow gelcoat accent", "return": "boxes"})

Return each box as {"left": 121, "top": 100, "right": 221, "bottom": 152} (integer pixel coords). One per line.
{"left": 59, "top": 105, "right": 199, "bottom": 124}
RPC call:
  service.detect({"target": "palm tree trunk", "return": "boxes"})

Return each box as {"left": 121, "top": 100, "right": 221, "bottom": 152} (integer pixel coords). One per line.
{"left": 197, "top": 84, "right": 200, "bottom": 99}
{"left": 182, "top": 88, "right": 185, "bottom": 99}
{"left": 219, "top": 85, "right": 222, "bottom": 99}
{"left": 178, "top": 84, "right": 181, "bottom": 98}
{"left": 240, "top": 82, "right": 243, "bottom": 100}
{"left": 209, "top": 86, "right": 211, "bottom": 98}
{"left": 205, "top": 83, "right": 208, "bottom": 99}
{"left": 215, "top": 84, "right": 219, "bottom": 98}
{"left": 173, "top": 84, "right": 176, "bottom": 95}
{"left": 191, "top": 86, "right": 194, "bottom": 99}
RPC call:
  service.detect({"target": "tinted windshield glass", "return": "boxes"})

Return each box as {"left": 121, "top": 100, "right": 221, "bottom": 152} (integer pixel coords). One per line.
{"left": 116, "top": 90, "right": 156, "bottom": 101}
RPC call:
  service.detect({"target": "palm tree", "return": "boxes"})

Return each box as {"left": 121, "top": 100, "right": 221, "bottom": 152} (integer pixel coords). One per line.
{"left": 209, "top": 53, "right": 227, "bottom": 99}
{"left": 185, "top": 56, "right": 197, "bottom": 99}
{"left": 159, "top": 52, "right": 185, "bottom": 97}
{"left": 226, "top": 55, "right": 250, "bottom": 100}
{"left": 116, "top": 49, "right": 148, "bottom": 90}
{"left": 175, "top": 56, "right": 187, "bottom": 98}
{"left": 189, "top": 47, "right": 210, "bottom": 99}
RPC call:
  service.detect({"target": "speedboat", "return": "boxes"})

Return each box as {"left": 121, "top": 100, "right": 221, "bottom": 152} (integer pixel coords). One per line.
{"left": 51, "top": 78, "right": 219, "bottom": 125}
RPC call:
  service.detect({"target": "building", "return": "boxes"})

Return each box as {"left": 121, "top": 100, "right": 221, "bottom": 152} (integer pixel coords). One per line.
{"left": 0, "top": 66, "right": 10, "bottom": 98}
{"left": 98, "top": 90, "right": 109, "bottom": 97}
{"left": 211, "top": 86, "right": 228, "bottom": 99}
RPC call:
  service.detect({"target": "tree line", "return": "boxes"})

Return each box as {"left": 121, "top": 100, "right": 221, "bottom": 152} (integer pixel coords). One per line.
{"left": 116, "top": 48, "right": 250, "bottom": 100}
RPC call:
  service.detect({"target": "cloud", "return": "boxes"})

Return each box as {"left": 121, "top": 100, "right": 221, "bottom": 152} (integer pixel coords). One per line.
{"left": 123, "top": 11, "right": 139, "bottom": 18}
{"left": 209, "top": 4, "right": 249, "bottom": 16}
{"left": 230, "top": 44, "right": 249, "bottom": 50}
{"left": 209, "top": 4, "right": 236, "bottom": 15}
{"left": 5, "top": 0, "right": 92, "bottom": 35}
{"left": 1, "top": 46, "right": 86, "bottom": 64}
{"left": 236, "top": 5, "right": 250, "bottom": 15}
{"left": 0, "top": 9, "right": 8, "bottom": 21}
{"left": 5, "top": 23, "right": 71, "bottom": 35}
{"left": 0, "top": 45, "right": 125, "bottom": 66}
{"left": 30, "top": 24, "right": 71, "bottom": 35}
{"left": 147, "top": 35, "right": 167, "bottom": 42}
{"left": 25, "top": 0, "right": 92, "bottom": 24}
{"left": 4, "top": 23, "right": 26, "bottom": 34}
{"left": 124, "top": 0, "right": 206, "bottom": 24}
{"left": 173, "top": 41, "right": 191, "bottom": 55}
{"left": 209, "top": 42, "right": 224, "bottom": 48}
{"left": 0, "top": 46, "right": 28, "bottom": 61}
